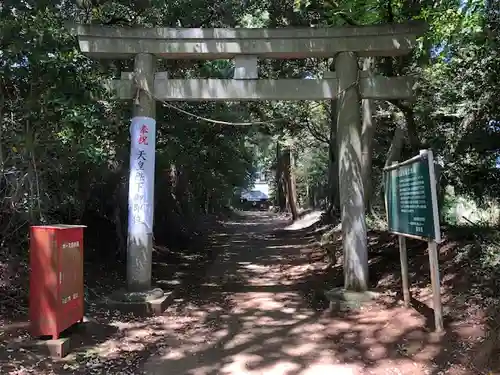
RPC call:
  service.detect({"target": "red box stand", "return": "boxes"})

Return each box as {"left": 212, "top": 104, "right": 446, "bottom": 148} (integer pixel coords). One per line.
{"left": 29, "top": 225, "right": 86, "bottom": 339}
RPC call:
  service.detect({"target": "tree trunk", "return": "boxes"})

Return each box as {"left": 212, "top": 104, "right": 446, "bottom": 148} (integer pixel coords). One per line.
{"left": 113, "top": 180, "right": 127, "bottom": 257}
{"left": 385, "top": 117, "right": 406, "bottom": 167}
{"left": 283, "top": 146, "right": 299, "bottom": 221}
{"left": 25, "top": 121, "right": 37, "bottom": 223}
{"left": 327, "top": 99, "right": 340, "bottom": 216}
{"left": 275, "top": 142, "right": 286, "bottom": 211}
{"left": 361, "top": 58, "right": 376, "bottom": 212}
{"left": 175, "top": 166, "right": 189, "bottom": 215}
{"left": 169, "top": 163, "right": 183, "bottom": 214}
{"left": 399, "top": 104, "right": 420, "bottom": 153}
{"left": 306, "top": 183, "right": 311, "bottom": 208}
{"left": 380, "top": 117, "right": 407, "bottom": 205}
{"left": 0, "top": 94, "right": 4, "bottom": 172}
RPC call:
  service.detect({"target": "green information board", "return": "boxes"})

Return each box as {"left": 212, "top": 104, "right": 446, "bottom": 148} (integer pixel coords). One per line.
{"left": 384, "top": 150, "right": 441, "bottom": 241}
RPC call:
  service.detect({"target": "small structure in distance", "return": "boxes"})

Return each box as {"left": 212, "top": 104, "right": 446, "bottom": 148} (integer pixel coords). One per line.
{"left": 240, "top": 170, "right": 271, "bottom": 210}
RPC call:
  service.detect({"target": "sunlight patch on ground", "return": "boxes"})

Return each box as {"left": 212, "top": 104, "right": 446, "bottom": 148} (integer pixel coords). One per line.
{"left": 218, "top": 353, "right": 361, "bottom": 375}
{"left": 140, "top": 211, "right": 472, "bottom": 375}
{"left": 301, "top": 364, "right": 358, "bottom": 375}
{"left": 284, "top": 211, "right": 323, "bottom": 231}
{"left": 230, "top": 256, "right": 328, "bottom": 286}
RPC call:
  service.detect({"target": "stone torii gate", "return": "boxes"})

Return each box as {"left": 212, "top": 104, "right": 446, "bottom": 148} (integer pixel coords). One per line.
{"left": 71, "top": 22, "right": 424, "bottom": 294}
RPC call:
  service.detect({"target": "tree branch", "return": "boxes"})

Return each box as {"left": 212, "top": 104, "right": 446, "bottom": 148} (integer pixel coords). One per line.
{"left": 336, "top": 12, "right": 358, "bottom": 26}
{"left": 304, "top": 121, "right": 329, "bottom": 144}
{"left": 328, "top": 1, "right": 359, "bottom": 25}
{"left": 387, "top": 0, "right": 394, "bottom": 23}
{"left": 388, "top": 99, "right": 420, "bottom": 152}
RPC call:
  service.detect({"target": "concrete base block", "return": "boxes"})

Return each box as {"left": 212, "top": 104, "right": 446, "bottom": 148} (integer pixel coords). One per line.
{"left": 104, "top": 291, "right": 173, "bottom": 316}
{"left": 324, "top": 287, "right": 381, "bottom": 311}
{"left": 149, "top": 294, "right": 172, "bottom": 315}
{"left": 36, "top": 337, "right": 71, "bottom": 358}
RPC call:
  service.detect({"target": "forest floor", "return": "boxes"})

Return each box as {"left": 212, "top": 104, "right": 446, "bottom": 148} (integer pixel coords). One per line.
{"left": 1, "top": 210, "right": 499, "bottom": 374}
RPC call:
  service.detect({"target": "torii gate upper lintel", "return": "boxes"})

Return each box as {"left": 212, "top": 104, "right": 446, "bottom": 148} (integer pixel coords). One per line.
{"left": 70, "top": 21, "right": 426, "bottom": 59}
{"left": 70, "top": 22, "right": 426, "bottom": 294}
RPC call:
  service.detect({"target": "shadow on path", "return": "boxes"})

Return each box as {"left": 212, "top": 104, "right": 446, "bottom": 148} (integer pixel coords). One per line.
{"left": 142, "top": 211, "right": 454, "bottom": 375}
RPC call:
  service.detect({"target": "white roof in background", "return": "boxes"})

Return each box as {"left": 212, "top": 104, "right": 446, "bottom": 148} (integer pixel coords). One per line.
{"left": 241, "top": 190, "right": 269, "bottom": 201}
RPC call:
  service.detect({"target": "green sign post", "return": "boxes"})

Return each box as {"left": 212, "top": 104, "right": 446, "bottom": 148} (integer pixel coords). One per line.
{"left": 384, "top": 149, "right": 441, "bottom": 242}
{"left": 383, "top": 149, "right": 443, "bottom": 332}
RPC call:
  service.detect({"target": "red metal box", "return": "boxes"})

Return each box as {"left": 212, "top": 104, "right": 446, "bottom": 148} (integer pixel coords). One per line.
{"left": 29, "top": 225, "right": 86, "bottom": 339}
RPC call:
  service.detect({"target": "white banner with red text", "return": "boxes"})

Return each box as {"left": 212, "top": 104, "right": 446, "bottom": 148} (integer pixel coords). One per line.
{"left": 128, "top": 116, "right": 156, "bottom": 234}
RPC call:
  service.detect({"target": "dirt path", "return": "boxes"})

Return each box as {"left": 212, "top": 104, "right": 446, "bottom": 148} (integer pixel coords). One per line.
{"left": 140, "top": 211, "right": 457, "bottom": 375}
{"left": 2, "top": 211, "right": 484, "bottom": 374}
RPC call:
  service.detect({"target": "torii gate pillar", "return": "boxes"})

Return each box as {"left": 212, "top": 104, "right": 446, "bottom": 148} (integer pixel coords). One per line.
{"left": 336, "top": 52, "right": 368, "bottom": 291}
{"left": 127, "top": 53, "right": 156, "bottom": 292}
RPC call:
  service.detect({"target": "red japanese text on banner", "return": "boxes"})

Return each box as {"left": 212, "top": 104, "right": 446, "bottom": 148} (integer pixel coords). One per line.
{"left": 128, "top": 116, "right": 156, "bottom": 234}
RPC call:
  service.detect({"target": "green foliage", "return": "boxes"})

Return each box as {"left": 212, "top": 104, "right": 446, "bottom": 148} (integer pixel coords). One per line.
{"left": 285, "top": 0, "right": 500, "bottom": 217}
{"left": 0, "top": 2, "right": 259, "bottom": 257}
{"left": 2, "top": 0, "right": 500, "bottom": 256}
